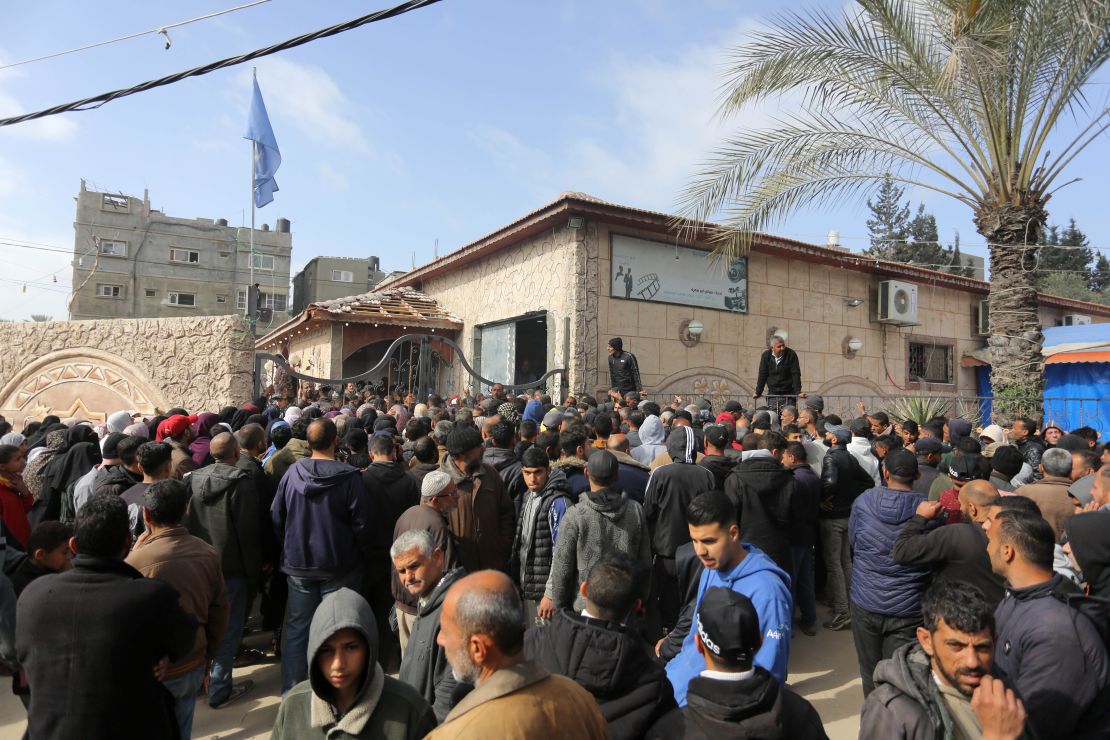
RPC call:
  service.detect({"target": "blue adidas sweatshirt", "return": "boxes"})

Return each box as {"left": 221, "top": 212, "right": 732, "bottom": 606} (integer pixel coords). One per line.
{"left": 664, "top": 543, "right": 793, "bottom": 706}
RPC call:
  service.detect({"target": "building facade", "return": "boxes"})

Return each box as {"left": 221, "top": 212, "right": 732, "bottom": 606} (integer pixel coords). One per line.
{"left": 257, "top": 192, "right": 1109, "bottom": 415}
{"left": 68, "top": 182, "right": 293, "bottom": 324}
{"left": 290, "top": 256, "right": 388, "bottom": 314}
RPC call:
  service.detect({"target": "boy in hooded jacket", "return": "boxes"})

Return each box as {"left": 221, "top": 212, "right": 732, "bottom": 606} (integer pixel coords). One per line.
{"left": 272, "top": 588, "right": 436, "bottom": 739}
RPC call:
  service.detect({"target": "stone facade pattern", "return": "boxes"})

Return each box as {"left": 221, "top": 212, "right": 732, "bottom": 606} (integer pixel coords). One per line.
{"left": 419, "top": 226, "right": 581, "bottom": 393}
{"left": 0, "top": 315, "right": 254, "bottom": 423}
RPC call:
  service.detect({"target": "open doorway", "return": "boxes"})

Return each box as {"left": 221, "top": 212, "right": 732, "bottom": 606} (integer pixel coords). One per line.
{"left": 476, "top": 311, "right": 548, "bottom": 390}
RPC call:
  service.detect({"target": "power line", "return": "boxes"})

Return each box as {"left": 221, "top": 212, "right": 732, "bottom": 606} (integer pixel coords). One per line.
{"left": 0, "top": 0, "right": 445, "bottom": 129}
{"left": 0, "top": 0, "right": 273, "bottom": 71}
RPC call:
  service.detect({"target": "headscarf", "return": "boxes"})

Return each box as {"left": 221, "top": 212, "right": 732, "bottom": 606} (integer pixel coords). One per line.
{"left": 65, "top": 424, "right": 99, "bottom": 449}
{"left": 123, "top": 423, "right": 150, "bottom": 439}
{"left": 147, "top": 415, "right": 167, "bottom": 442}
{"left": 0, "top": 433, "right": 25, "bottom": 447}
{"left": 41, "top": 441, "right": 102, "bottom": 516}
{"left": 390, "top": 404, "right": 411, "bottom": 432}
{"left": 189, "top": 412, "right": 221, "bottom": 466}
{"left": 523, "top": 399, "right": 544, "bottom": 425}
{"left": 25, "top": 421, "right": 65, "bottom": 452}
{"left": 1066, "top": 513, "right": 1110, "bottom": 597}
{"left": 217, "top": 406, "right": 238, "bottom": 425}
{"left": 413, "top": 403, "right": 429, "bottom": 419}
{"left": 284, "top": 406, "right": 303, "bottom": 425}
{"left": 24, "top": 428, "right": 69, "bottom": 500}
{"left": 228, "top": 409, "right": 250, "bottom": 431}
{"left": 106, "top": 410, "right": 132, "bottom": 434}
{"left": 246, "top": 414, "right": 267, "bottom": 429}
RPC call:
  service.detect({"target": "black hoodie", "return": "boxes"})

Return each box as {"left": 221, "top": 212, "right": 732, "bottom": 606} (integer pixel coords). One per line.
{"left": 648, "top": 666, "right": 826, "bottom": 739}
{"left": 362, "top": 461, "right": 420, "bottom": 531}
{"left": 724, "top": 452, "right": 795, "bottom": 573}
{"left": 644, "top": 428, "right": 716, "bottom": 558}
{"left": 526, "top": 609, "right": 676, "bottom": 740}
{"left": 698, "top": 454, "right": 736, "bottom": 493}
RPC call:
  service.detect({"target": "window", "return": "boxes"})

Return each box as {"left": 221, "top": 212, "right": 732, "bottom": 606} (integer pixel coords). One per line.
{"left": 332, "top": 269, "right": 354, "bottom": 282}
{"left": 169, "top": 248, "right": 200, "bottom": 264}
{"left": 167, "top": 292, "right": 196, "bottom": 307}
{"left": 144, "top": 288, "right": 156, "bottom": 298}
{"left": 98, "top": 239, "right": 127, "bottom": 257}
{"left": 236, "top": 290, "right": 287, "bottom": 311}
{"left": 96, "top": 284, "right": 122, "bottom": 298}
{"left": 100, "top": 194, "right": 130, "bottom": 212}
{"left": 908, "top": 342, "right": 953, "bottom": 384}
{"left": 216, "top": 294, "right": 227, "bottom": 304}
{"left": 251, "top": 253, "right": 275, "bottom": 271}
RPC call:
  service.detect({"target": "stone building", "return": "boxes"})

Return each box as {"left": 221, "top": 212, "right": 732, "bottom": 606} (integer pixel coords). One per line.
{"left": 68, "top": 182, "right": 293, "bottom": 322}
{"left": 365, "top": 192, "right": 1109, "bottom": 404}
{"left": 290, "top": 255, "right": 388, "bottom": 314}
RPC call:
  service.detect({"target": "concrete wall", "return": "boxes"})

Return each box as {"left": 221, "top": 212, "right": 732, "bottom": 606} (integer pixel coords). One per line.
{"left": 70, "top": 187, "right": 292, "bottom": 321}
{"left": 292, "top": 257, "right": 369, "bottom": 313}
{"left": 0, "top": 315, "right": 255, "bottom": 424}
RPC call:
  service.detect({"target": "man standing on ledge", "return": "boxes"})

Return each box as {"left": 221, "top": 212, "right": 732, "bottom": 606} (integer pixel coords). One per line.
{"left": 753, "top": 335, "right": 805, "bottom": 412}
{"left": 607, "top": 337, "right": 643, "bottom": 397}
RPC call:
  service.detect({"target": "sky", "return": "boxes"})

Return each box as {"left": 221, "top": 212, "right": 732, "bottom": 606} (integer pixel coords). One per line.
{"left": 1, "top": 0, "right": 1108, "bottom": 321}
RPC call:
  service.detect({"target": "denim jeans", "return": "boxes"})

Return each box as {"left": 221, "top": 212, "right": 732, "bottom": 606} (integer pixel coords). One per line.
{"left": 849, "top": 602, "right": 921, "bottom": 696}
{"left": 819, "top": 517, "right": 851, "bottom": 616}
{"left": 281, "top": 567, "right": 364, "bottom": 693}
{"left": 162, "top": 663, "right": 205, "bottom": 740}
{"left": 791, "top": 543, "right": 817, "bottom": 627}
{"left": 209, "top": 576, "right": 248, "bottom": 705}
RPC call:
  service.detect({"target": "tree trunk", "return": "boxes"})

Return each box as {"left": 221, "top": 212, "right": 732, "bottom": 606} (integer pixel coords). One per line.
{"left": 975, "top": 201, "right": 1047, "bottom": 423}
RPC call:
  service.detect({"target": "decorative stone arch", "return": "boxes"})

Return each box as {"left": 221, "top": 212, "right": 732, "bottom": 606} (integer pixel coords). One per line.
{"left": 0, "top": 347, "right": 170, "bottom": 423}
{"left": 815, "top": 374, "right": 888, "bottom": 399}
{"left": 644, "top": 366, "right": 755, "bottom": 402}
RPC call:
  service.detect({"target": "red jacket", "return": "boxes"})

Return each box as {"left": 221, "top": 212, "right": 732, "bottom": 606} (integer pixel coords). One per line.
{"left": 0, "top": 479, "right": 33, "bottom": 549}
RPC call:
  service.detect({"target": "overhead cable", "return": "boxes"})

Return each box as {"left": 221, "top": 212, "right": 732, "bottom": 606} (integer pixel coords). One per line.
{"left": 0, "top": 0, "right": 273, "bottom": 71}
{"left": 0, "top": 0, "right": 445, "bottom": 129}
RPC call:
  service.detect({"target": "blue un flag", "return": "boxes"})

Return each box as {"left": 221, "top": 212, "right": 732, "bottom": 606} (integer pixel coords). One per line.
{"left": 245, "top": 77, "right": 281, "bottom": 208}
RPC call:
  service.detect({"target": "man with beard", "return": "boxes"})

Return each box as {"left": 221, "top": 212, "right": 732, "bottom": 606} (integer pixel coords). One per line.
{"left": 440, "top": 426, "right": 514, "bottom": 574}
{"left": 394, "top": 529, "right": 466, "bottom": 722}
{"left": 510, "top": 447, "right": 574, "bottom": 624}
{"left": 861, "top": 580, "right": 1028, "bottom": 740}
{"left": 426, "top": 570, "right": 608, "bottom": 739}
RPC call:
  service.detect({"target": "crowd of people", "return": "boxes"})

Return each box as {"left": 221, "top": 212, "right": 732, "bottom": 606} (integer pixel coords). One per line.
{"left": 0, "top": 362, "right": 1106, "bottom": 739}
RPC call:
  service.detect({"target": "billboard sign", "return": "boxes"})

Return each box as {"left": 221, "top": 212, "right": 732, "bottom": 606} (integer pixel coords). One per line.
{"left": 609, "top": 234, "right": 747, "bottom": 313}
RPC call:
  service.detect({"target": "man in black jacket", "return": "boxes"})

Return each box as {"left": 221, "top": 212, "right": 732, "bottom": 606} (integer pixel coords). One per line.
{"left": 644, "top": 427, "right": 716, "bottom": 631}
{"left": 752, "top": 335, "right": 804, "bottom": 412}
{"left": 607, "top": 337, "right": 643, "bottom": 396}
{"left": 183, "top": 432, "right": 262, "bottom": 707}
{"left": 647, "top": 587, "right": 826, "bottom": 739}
{"left": 92, "top": 435, "right": 144, "bottom": 497}
{"left": 482, "top": 419, "right": 522, "bottom": 490}
{"left": 698, "top": 423, "right": 736, "bottom": 493}
{"left": 987, "top": 508, "right": 1110, "bottom": 739}
{"left": 724, "top": 432, "right": 795, "bottom": 574}
{"left": 892, "top": 479, "right": 1005, "bottom": 607}
{"left": 911, "top": 436, "right": 944, "bottom": 495}
{"left": 819, "top": 423, "right": 875, "bottom": 631}
{"left": 17, "top": 494, "right": 196, "bottom": 740}
{"left": 363, "top": 432, "right": 421, "bottom": 669}
{"left": 527, "top": 554, "right": 676, "bottom": 740}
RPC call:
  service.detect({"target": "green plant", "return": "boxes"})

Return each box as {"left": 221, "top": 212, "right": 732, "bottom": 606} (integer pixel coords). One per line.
{"left": 886, "top": 396, "right": 981, "bottom": 429}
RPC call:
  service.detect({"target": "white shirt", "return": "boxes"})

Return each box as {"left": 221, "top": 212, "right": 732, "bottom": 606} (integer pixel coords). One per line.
{"left": 700, "top": 668, "right": 755, "bottom": 681}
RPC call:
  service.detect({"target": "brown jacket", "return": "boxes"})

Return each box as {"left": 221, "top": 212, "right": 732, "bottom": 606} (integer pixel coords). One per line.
{"left": 1014, "top": 476, "right": 1075, "bottom": 542}
{"left": 168, "top": 439, "right": 199, "bottom": 480}
{"left": 425, "top": 660, "right": 608, "bottom": 740}
{"left": 441, "top": 458, "right": 514, "bottom": 574}
{"left": 126, "top": 526, "right": 229, "bottom": 677}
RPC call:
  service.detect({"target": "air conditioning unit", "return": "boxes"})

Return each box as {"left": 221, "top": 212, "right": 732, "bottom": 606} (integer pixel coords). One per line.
{"left": 878, "top": 280, "right": 919, "bottom": 325}
{"left": 1063, "top": 314, "right": 1092, "bottom": 326}
{"left": 976, "top": 299, "right": 990, "bottom": 336}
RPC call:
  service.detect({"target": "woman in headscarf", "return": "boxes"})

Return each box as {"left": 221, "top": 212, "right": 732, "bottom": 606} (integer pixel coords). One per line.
{"left": 1065, "top": 513, "right": 1110, "bottom": 597}
{"left": 189, "top": 412, "right": 221, "bottom": 467}
{"left": 123, "top": 422, "right": 149, "bottom": 440}
{"left": 0, "top": 443, "right": 34, "bottom": 549}
{"left": 390, "top": 403, "right": 411, "bottom": 432}
{"left": 218, "top": 406, "right": 238, "bottom": 426}
{"left": 228, "top": 409, "right": 251, "bottom": 431}
{"left": 39, "top": 441, "right": 101, "bottom": 523}
{"left": 23, "top": 426, "right": 68, "bottom": 496}
{"left": 284, "top": 406, "right": 302, "bottom": 426}
{"left": 0, "top": 433, "right": 26, "bottom": 454}
{"left": 105, "top": 410, "right": 132, "bottom": 435}
{"left": 24, "top": 418, "right": 63, "bottom": 454}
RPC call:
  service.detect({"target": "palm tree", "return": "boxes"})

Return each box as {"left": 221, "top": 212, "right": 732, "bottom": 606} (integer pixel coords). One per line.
{"left": 679, "top": 0, "right": 1110, "bottom": 420}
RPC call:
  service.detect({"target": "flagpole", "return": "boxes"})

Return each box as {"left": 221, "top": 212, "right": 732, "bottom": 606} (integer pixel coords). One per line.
{"left": 249, "top": 67, "right": 256, "bottom": 334}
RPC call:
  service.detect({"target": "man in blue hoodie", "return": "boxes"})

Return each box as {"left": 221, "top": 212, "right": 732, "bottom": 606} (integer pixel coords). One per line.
{"left": 664, "top": 491, "right": 792, "bottom": 706}
{"left": 848, "top": 448, "right": 931, "bottom": 696}
{"left": 273, "top": 418, "right": 371, "bottom": 693}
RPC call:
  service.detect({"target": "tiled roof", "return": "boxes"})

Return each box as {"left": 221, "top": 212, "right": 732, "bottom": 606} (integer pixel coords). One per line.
{"left": 308, "top": 286, "right": 462, "bottom": 326}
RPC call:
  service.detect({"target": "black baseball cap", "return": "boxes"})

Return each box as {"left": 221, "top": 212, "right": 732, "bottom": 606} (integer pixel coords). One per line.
{"left": 849, "top": 417, "right": 872, "bottom": 437}
{"left": 914, "top": 437, "right": 943, "bottom": 455}
{"left": 696, "top": 587, "right": 761, "bottom": 664}
{"left": 703, "top": 423, "right": 733, "bottom": 448}
{"left": 586, "top": 449, "right": 620, "bottom": 482}
{"left": 723, "top": 400, "right": 743, "bottom": 413}
{"left": 949, "top": 455, "right": 983, "bottom": 482}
